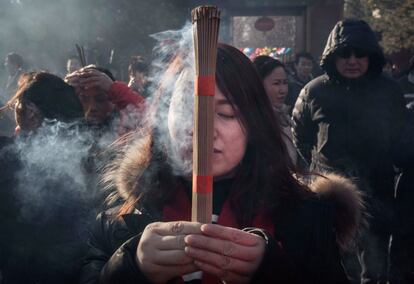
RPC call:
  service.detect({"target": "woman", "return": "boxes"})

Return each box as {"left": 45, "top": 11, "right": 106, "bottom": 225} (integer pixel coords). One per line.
{"left": 80, "top": 43, "right": 364, "bottom": 284}
{"left": 2, "top": 71, "right": 84, "bottom": 135}
{"left": 253, "top": 55, "right": 297, "bottom": 164}
{"left": 1, "top": 72, "right": 83, "bottom": 134}
{"left": 253, "top": 55, "right": 289, "bottom": 109}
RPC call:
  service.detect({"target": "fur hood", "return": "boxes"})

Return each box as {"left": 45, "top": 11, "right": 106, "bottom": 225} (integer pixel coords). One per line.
{"left": 103, "top": 134, "right": 152, "bottom": 205}
{"left": 309, "top": 173, "right": 366, "bottom": 251}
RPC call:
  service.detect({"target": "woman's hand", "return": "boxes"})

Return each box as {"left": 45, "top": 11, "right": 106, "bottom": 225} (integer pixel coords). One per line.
{"left": 184, "top": 224, "right": 266, "bottom": 283}
{"left": 136, "top": 221, "right": 202, "bottom": 284}
{"left": 65, "top": 65, "right": 113, "bottom": 93}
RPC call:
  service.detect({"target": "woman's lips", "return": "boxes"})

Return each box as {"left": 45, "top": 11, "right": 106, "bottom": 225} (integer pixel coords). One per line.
{"left": 213, "top": 148, "right": 221, "bottom": 153}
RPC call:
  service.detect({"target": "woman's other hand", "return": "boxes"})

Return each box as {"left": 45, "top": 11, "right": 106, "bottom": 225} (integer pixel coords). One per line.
{"left": 136, "top": 221, "right": 202, "bottom": 283}
{"left": 184, "top": 224, "right": 266, "bottom": 283}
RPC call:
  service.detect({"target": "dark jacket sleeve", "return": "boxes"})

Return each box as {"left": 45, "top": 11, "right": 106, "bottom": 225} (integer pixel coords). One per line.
{"left": 388, "top": 82, "right": 409, "bottom": 166}
{"left": 305, "top": 200, "right": 349, "bottom": 284}
{"left": 254, "top": 200, "right": 349, "bottom": 284}
{"left": 292, "top": 86, "right": 317, "bottom": 165}
{"left": 250, "top": 233, "right": 298, "bottom": 283}
{"left": 393, "top": 109, "right": 414, "bottom": 167}
{"left": 389, "top": 80, "right": 407, "bottom": 145}
{"left": 79, "top": 212, "right": 152, "bottom": 284}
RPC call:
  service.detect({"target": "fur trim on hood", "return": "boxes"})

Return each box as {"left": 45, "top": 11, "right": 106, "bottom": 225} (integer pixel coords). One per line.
{"left": 309, "top": 173, "right": 367, "bottom": 251}
{"left": 103, "top": 134, "right": 152, "bottom": 206}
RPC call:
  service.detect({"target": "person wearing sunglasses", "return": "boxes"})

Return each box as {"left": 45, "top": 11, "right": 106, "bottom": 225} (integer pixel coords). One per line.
{"left": 292, "top": 19, "right": 406, "bottom": 284}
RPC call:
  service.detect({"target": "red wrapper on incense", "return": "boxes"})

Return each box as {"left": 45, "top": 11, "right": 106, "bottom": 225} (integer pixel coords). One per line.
{"left": 191, "top": 6, "right": 220, "bottom": 223}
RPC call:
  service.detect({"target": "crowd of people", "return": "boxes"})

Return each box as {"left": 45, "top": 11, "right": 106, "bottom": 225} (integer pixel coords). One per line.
{"left": 0, "top": 18, "right": 413, "bottom": 284}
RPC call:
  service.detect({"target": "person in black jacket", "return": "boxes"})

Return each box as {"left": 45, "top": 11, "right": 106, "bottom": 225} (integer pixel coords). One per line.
{"left": 292, "top": 19, "right": 406, "bottom": 283}
{"left": 79, "top": 37, "right": 365, "bottom": 284}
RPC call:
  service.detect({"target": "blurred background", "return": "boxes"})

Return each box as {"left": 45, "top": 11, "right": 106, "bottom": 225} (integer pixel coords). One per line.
{"left": 0, "top": 0, "right": 413, "bottom": 82}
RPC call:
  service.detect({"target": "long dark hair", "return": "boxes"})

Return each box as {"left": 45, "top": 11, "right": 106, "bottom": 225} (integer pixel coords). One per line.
{"left": 2, "top": 71, "right": 83, "bottom": 123}
{"left": 216, "top": 44, "right": 309, "bottom": 224}
{"left": 252, "top": 55, "right": 286, "bottom": 79}
{"left": 112, "top": 44, "right": 310, "bottom": 224}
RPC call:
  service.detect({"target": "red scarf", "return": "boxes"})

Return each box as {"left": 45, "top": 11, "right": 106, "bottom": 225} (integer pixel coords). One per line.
{"left": 162, "top": 186, "right": 274, "bottom": 284}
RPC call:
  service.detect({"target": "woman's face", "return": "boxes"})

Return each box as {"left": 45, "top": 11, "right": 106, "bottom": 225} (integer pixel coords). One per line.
{"left": 167, "top": 84, "right": 247, "bottom": 179}
{"left": 14, "top": 100, "right": 43, "bottom": 132}
{"left": 212, "top": 86, "right": 247, "bottom": 179}
{"left": 78, "top": 87, "right": 115, "bottom": 125}
{"left": 262, "top": 66, "right": 288, "bottom": 108}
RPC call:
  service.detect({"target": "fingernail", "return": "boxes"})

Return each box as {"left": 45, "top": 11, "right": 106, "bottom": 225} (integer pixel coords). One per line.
{"left": 194, "top": 260, "right": 203, "bottom": 267}
{"left": 184, "top": 235, "right": 191, "bottom": 243}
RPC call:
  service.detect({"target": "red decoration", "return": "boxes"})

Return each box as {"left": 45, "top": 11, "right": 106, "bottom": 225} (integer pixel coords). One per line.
{"left": 195, "top": 75, "right": 215, "bottom": 97}
{"left": 254, "top": 17, "right": 275, "bottom": 32}
{"left": 193, "top": 175, "right": 213, "bottom": 193}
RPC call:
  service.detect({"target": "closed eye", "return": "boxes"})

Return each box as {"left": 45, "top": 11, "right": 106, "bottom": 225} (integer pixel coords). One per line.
{"left": 217, "top": 112, "right": 236, "bottom": 119}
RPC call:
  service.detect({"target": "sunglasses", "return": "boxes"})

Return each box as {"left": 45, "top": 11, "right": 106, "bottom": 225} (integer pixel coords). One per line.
{"left": 336, "top": 48, "right": 368, "bottom": 59}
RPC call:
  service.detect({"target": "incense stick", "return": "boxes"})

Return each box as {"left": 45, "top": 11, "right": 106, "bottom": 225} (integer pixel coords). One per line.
{"left": 191, "top": 6, "right": 220, "bottom": 223}
{"left": 75, "top": 44, "right": 87, "bottom": 67}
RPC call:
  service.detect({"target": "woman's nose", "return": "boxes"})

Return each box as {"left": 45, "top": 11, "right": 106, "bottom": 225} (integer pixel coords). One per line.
{"left": 280, "top": 85, "right": 288, "bottom": 95}
{"left": 213, "top": 118, "right": 218, "bottom": 140}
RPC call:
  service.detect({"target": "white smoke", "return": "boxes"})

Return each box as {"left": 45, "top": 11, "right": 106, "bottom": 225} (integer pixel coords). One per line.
{"left": 145, "top": 22, "right": 195, "bottom": 176}
{"left": 0, "top": 0, "right": 90, "bottom": 74}
{"left": 13, "top": 119, "right": 114, "bottom": 225}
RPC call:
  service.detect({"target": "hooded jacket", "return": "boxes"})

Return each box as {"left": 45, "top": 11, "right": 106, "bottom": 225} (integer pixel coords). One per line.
{"left": 79, "top": 134, "right": 365, "bottom": 284}
{"left": 292, "top": 20, "right": 406, "bottom": 232}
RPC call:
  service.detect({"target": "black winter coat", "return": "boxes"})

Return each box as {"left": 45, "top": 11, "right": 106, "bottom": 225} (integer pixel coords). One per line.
{"left": 292, "top": 19, "right": 406, "bottom": 232}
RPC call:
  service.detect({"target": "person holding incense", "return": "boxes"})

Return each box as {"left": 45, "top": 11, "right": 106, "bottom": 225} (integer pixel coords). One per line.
{"left": 65, "top": 65, "right": 146, "bottom": 213}
{"left": 65, "top": 65, "right": 145, "bottom": 134}
{"left": 79, "top": 41, "right": 364, "bottom": 284}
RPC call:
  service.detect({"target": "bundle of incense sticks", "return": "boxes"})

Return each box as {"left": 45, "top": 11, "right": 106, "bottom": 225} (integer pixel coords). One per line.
{"left": 75, "top": 44, "right": 87, "bottom": 67}
{"left": 191, "top": 6, "right": 220, "bottom": 223}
